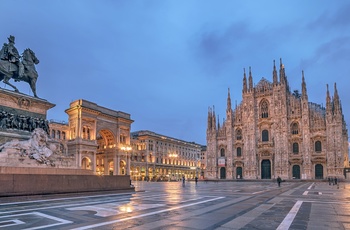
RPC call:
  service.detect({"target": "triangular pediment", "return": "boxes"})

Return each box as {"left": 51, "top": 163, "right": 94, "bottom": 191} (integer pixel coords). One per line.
{"left": 255, "top": 77, "right": 272, "bottom": 92}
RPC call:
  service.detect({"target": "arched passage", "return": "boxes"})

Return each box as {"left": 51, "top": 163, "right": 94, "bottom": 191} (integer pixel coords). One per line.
{"left": 81, "top": 157, "right": 91, "bottom": 170}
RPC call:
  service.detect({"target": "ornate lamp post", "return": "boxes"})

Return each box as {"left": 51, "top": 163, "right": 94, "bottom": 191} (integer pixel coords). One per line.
{"left": 168, "top": 153, "right": 178, "bottom": 181}
{"left": 121, "top": 146, "right": 132, "bottom": 175}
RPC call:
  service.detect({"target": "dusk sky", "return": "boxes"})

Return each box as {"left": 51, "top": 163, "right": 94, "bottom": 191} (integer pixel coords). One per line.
{"left": 2, "top": 1, "right": 350, "bottom": 145}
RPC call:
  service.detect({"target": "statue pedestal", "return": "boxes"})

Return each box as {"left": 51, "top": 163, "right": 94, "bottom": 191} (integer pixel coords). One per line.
{"left": 0, "top": 88, "right": 55, "bottom": 143}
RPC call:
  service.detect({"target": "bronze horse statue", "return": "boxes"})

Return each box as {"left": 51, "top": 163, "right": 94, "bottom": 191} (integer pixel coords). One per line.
{"left": 0, "top": 48, "right": 39, "bottom": 97}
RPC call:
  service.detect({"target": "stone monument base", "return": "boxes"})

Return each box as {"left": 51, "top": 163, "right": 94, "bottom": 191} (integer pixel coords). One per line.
{"left": 0, "top": 173, "right": 133, "bottom": 196}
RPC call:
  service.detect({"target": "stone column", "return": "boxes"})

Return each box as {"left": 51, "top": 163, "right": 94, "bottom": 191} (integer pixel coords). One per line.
{"left": 116, "top": 155, "right": 120, "bottom": 175}
{"left": 113, "top": 150, "right": 117, "bottom": 175}
{"left": 92, "top": 151, "right": 96, "bottom": 173}
{"left": 104, "top": 154, "right": 108, "bottom": 175}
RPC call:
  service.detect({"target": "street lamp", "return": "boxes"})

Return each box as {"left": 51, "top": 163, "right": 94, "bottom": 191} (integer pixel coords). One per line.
{"left": 121, "top": 146, "right": 132, "bottom": 175}
{"left": 168, "top": 153, "right": 178, "bottom": 181}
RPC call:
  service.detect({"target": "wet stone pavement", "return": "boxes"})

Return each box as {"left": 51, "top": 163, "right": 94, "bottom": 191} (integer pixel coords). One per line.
{"left": 0, "top": 180, "right": 349, "bottom": 229}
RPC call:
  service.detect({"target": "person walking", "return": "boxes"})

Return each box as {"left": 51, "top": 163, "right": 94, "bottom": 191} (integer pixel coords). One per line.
{"left": 195, "top": 176, "right": 198, "bottom": 186}
{"left": 277, "top": 176, "right": 282, "bottom": 187}
{"left": 182, "top": 176, "right": 185, "bottom": 187}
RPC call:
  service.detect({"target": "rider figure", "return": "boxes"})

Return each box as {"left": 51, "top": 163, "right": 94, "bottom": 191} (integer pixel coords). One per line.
{"left": 0, "top": 35, "right": 24, "bottom": 78}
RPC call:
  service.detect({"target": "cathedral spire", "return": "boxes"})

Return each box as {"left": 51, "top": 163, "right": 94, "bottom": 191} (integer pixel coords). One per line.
{"left": 334, "top": 83, "right": 341, "bottom": 114}
{"left": 301, "top": 70, "right": 308, "bottom": 100}
{"left": 243, "top": 68, "right": 247, "bottom": 93}
{"left": 227, "top": 88, "right": 232, "bottom": 112}
{"left": 207, "top": 107, "right": 212, "bottom": 130}
{"left": 212, "top": 105, "right": 216, "bottom": 130}
{"left": 325, "top": 84, "right": 333, "bottom": 119}
{"left": 273, "top": 60, "right": 278, "bottom": 85}
{"left": 279, "top": 58, "right": 286, "bottom": 85}
{"left": 248, "top": 66, "right": 253, "bottom": 91}
{"left": 326, "top": 84, "right": 331, "bottom": 107}
{"left": 217, "top": 114, "right": 220, "bottom": 129}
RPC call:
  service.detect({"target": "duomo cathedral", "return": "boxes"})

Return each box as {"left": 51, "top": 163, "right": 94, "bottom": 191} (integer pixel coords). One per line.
{"left": 206, "top": 60, "right": 349, "bottom": 180}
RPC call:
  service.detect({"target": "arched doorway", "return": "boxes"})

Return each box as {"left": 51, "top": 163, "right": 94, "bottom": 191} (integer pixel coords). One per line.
{"left": 261, "top": 160, "right": 271, "bottom": 179}
{"left": 292, "top": 165, "right": 300, "bottom": 179}
{"left": 236, "top": 167, "right": 243, "bottom": 179}
{"left": 81, "top": 157, "right": 91, "bottom": 170}
{"left": 315, "top": 164, "right": 323, "bottom": 179}
{"left": 220, "top": 167, "right": 226, "bottom": 179}
{"left": 120, "top": 160, "right": 126, "bottom": 175}
{"left": 108, "top": 161, "right": 114, "bottom": 175}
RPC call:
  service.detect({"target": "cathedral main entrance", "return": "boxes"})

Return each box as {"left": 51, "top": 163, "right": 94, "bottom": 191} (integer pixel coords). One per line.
{"left": 292, "top": 165, "right": 301, "bottom": 179}
{"left": 220, "top": 167, "right": 226, "bottom": 179}
{"left": 261, "top": 160, "right": 271, "bottom": 179}
{"left": 236, "top": 167, "right": 242, "bottom": 179}
{"left": 315, "top": 164, "right": 323, "bottom": 179}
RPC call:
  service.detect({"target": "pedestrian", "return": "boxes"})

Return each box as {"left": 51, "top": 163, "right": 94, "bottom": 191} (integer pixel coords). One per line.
{"left": 195, "top": 176, "right": 198, "bottom": 186}
{"left": 334, "top": 177, "right": 338, "bottom": 185}
{"left": 277, "top": 176, "right": 282, "bottom": 187}
{"left": 328, "top": 177, "right": 331, "bottom": 185}
{"left": 182, "top": 176, "right": 185, "bottom": 186}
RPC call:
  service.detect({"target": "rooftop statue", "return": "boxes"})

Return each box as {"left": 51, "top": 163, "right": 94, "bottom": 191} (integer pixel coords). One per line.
{"left": 0, "top": 35, "right": 39, "bottom": 97}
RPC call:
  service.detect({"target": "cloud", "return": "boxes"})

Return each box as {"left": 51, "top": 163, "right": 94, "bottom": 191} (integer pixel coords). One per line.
{"left": 299, "top": 36, "right": 350, "bottom": 70}
{"left": 307, "top": 3, "right": 350, "bottom": 30}
{"left": 194, "top": 22, "right": 250, "bottom": 75}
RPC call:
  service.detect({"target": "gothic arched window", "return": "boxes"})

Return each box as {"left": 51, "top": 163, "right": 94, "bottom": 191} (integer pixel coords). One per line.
{"left": 262, "top": 130, "right": 269, "bottom": 142}
{"left": 236, "top": 129, "right": 242, "bottom": 140}
{"left": 261, "top": 100, "right": 269, "bottom": 118}
{"left": 292, "top": 143, "right": 299, "bottom": 154}
{"left": 220, "top": 148, "right": 225, "bottom": 157}
{"left": 291, "top": 123, "right": 299, "bottom": 135}
{"left": 315, "top": 141, "right": 322, "bottom": 152}
{"left": 237, "top": 147, "right": 242, "bottom": 157}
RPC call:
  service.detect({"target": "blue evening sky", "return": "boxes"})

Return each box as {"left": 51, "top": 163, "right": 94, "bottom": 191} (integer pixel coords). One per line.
{"left": 1, "top": 1, "right": 350, "bottom": 145}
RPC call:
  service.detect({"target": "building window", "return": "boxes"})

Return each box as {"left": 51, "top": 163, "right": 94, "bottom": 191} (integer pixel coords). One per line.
{"left": 51, "top": 129, "right": 56, "bottom": 139}
{"left": 237, "top": 147, "right": 242, "bottom": 157}
{"left": 120, "top": 135, "right": 126, "bottom": 144}
{"left": 82, "top": 126, "right": 91, "bottom": 140}
{"left": 262, "top": 130, "right": 269, "bottom": 142}
{"left": 220, "top": 148, "right": 225, "bottom": 157}
{"left": 315, "top": 141, "right": 322, "bottom": 152}
{"left": 62, "top": 131, "right": 66, "bottom": 140}
{"left": 291, "top": 123, "right": 299, "bottom": 135}
{"left": 236, "top": 129, "right": 242, "bottom": 140}
{"left": 292, "top": 143, "right": 299, "bottom": 154}
{"left": 261, "top": 100, "right": 269, "bottom": 118}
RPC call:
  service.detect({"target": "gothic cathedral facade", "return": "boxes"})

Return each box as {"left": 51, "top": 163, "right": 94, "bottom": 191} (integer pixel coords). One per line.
{"left": 206, "top": 60, "right": 349, "bottom": 180}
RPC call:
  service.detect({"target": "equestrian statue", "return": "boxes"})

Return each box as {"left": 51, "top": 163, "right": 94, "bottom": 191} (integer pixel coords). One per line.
{"left": 0, "top": 35, "right": 39, "bottom": 97}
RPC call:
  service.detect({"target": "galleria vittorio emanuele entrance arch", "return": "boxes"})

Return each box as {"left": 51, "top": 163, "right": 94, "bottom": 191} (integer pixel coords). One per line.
{"left": 65, "top": 99, "right": 133, "bottom": 175}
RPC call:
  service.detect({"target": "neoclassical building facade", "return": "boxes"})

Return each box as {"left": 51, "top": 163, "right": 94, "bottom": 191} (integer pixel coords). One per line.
{"left": 130, "top": 130, "right": 201, "bottom": 181}
{"left": 49, "top": 100, "right": 202, "bottom": 179}
{"left": 49, "top": 99, "right": 134, "bottom": 175}
{"left": 206, "top": 60, "right": 349, "bottom": 180}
